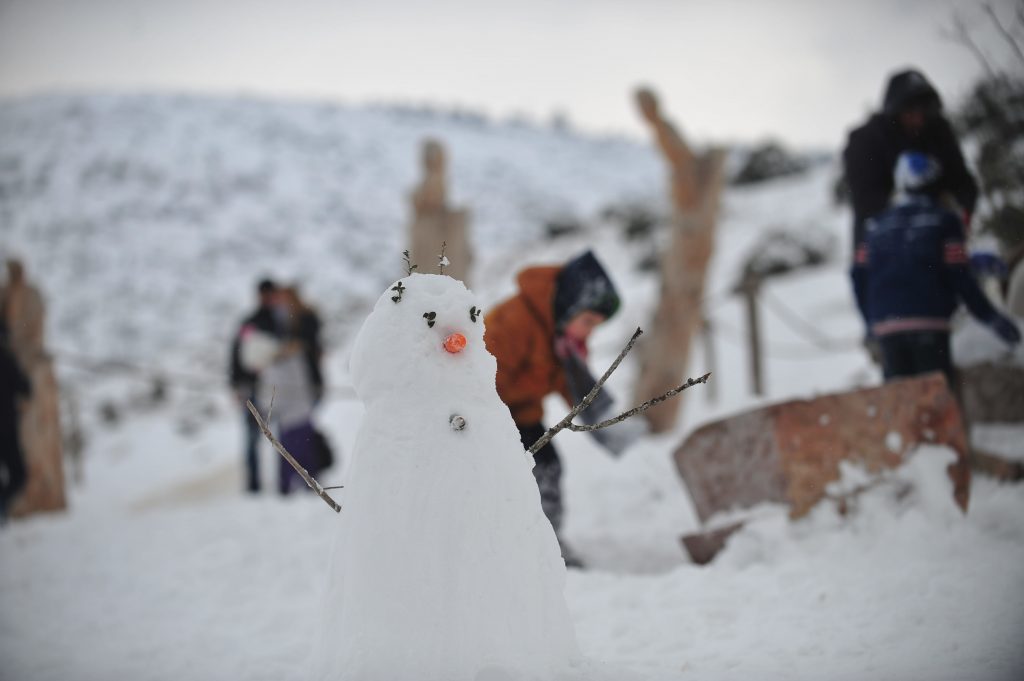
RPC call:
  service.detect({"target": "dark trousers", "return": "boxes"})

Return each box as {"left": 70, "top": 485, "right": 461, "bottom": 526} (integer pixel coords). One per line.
{"left": 278, "top": 420, "right": 317, "bottom": 495}
{"left": 0, "top": 423, "right": 27, "bottom": 516}
{"left": 518, "top": 423, "right": 563, "bottom": 533}
{"left": 243, "top": 389, "right": 261, "bottom": 492}
{"left": 879, "top": 331, "right": 957, "bottom": 390}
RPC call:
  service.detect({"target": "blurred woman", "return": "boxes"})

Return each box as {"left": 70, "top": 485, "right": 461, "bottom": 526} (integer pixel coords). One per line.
{"left": 254, "top": 286, "right": 324, "bottom": 494}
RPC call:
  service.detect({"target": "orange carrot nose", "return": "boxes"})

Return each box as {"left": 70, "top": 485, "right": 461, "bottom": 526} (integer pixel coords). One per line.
{"left": 443, "top": 332, "right": 467, "bottom": 354}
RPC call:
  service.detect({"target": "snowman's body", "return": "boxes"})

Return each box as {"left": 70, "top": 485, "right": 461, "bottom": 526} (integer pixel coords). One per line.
{"left": 315, "top": 274, "right": 578, "bottom": 681}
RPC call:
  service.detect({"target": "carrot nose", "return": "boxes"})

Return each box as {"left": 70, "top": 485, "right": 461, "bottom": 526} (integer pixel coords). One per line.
{"left": 443, "top": 332, "right": 467, "bottom": 354}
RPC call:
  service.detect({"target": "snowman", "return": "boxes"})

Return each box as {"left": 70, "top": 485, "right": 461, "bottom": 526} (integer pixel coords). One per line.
{"left": 313, "top": 273, "right": 580, "bottom": 681}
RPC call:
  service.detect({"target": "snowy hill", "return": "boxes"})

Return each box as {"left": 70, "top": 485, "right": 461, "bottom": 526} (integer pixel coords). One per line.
{"left": 0, "top": 93, "right": 662, "bottom": 370}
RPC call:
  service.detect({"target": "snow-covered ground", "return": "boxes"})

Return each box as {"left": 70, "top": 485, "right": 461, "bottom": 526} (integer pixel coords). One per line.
{"left": 2, "top": 94, "right": 1023, "bottom": 681}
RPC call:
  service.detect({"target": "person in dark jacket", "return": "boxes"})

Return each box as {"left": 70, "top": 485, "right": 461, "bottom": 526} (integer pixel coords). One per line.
{"left": 485, "top": 250, "right": 631, "bottom": 568}
{"left": 844, "top": 68, "right": 978, "bottom": 248}
{"left": 852, "top": 152, "right": 1020, "bottom": 388}
{"left": 229, "top": 278, "right": 281, "bottom": 493}
{"left": 0, "top": 323, "right": 30, "bottom": 521}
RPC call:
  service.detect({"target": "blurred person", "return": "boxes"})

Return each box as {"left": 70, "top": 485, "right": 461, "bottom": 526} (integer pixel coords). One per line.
{"left": 485, "top": 251, "right": 642, "bottom": 568}
{"left": 256, "top": 286, "right": 322, "bottom": 495}
{"left": 0, "top": 323, "right": 30, "bottom": 522}
{"left": 852, "top": 152, "right": 1020, "bottom": 388}
{"left": 278, "top": 286, "right": 324, "bottom": 404}
{"left": 229, "top": 278, "right": 281, "bottom": 493}
{"left": 844, "top": 68, "right": 978, "bottom": 249}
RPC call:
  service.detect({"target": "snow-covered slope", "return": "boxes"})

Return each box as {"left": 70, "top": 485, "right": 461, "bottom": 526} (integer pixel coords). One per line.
{"left": 0, "top": 93, "right": 661, "bottom": 369}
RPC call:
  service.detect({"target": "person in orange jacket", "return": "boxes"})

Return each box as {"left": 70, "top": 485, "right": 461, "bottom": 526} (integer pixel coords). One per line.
{"left": 485, "top": 251, "right": 630, "bottom": 567}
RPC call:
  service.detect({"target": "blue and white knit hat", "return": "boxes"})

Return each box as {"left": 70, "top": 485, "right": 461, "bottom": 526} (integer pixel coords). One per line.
{"left": 893, "top": 151, "right": 942, "bottom": 195}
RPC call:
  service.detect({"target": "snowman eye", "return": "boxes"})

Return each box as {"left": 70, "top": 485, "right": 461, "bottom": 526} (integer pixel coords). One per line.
{"left": 423, "top": 311, "right": 436, "bottom": 328}
{"left": 469, "top": 306, "right": 481, "bottom": 323}
{"left": 390, "top": 282, "right": 405, "bottom": 303}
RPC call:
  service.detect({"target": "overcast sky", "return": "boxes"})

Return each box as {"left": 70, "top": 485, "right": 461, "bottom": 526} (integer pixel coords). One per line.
{"left": 0, "top": 0, "right": 1017, "bottom": 148}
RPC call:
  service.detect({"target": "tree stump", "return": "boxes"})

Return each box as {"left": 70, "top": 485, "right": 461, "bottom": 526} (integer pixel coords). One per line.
{"left": 2, "top": 259, "right": 66, "bottom": 517}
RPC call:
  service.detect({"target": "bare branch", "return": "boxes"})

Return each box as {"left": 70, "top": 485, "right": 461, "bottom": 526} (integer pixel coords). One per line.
{"left": 940, "top": 11, "right": 999, "bottom": 77}
{"left": 984, "top": 2, "right": 1024, "bottom": 66}
{"left": 528, "top": 327, "right": 643, "bottom": 456}
{"left": 563, "top": 371, "right": 712, "bottom": 433}
{"left": 402, "top": 250, "right": 417, "bottom": 276}
{"left": 246, "top": 400, "right": 342, "bottom": 513}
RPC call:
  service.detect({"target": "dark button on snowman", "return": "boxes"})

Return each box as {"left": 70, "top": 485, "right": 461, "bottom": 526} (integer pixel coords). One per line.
{"left": 314, "top": 272, "right": 579, "bottom": 681}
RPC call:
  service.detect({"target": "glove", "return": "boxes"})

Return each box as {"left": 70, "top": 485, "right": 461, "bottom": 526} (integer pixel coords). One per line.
{"left": 554, "top": 334, "right": 588, "bottom": 361}
{"left": 970, "top": 252, "right": 1007, "bottom": 278}
{"left": 591, "top": 417, "right": 649, "bottom": 457}
{"left": 989, "top": 315, "right": 1022, "bottom": 346}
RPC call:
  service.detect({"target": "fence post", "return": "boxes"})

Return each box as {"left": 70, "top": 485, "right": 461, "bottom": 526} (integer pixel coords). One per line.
{"left": 740, "top": 277, "right": 764, "bottom": 396}
{"left": 701, "top": 315, "right": 718, "bottom": 404}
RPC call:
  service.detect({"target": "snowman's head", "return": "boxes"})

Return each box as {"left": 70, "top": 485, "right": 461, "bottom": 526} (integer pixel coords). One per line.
{"left": 349, "top": 274, "right": 496, "bottom": 403}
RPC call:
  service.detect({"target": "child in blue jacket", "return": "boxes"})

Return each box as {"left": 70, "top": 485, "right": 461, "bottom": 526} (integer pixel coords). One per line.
{"left": 852, "top": 152, "right": 1020, "bottom": 387}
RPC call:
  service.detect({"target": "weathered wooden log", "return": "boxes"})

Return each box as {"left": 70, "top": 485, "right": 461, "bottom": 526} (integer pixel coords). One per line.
{"left": 631, "top": 88, "right": 727, "bottom": 432}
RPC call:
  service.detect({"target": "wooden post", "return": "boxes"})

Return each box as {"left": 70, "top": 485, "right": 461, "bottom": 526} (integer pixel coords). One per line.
{"left": 701, "top": 315, "right": 718, "bottom": 404}
{"left": 62, "top": 386, "right": 85, "bottom": 485}
{"left": 632, "top": 88, "right": 728, "bottom": 432}
{"left": 741, "top": 278, "right": 764, "bottom": 396}
{"left": 408, "top": 138, "right": 472, "bottom": 284}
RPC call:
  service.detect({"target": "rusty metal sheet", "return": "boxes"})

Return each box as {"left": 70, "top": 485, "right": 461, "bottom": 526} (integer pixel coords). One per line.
{"left": 674, "top": 372, "right": 970, "bottom": 525}
{"left": 675, "top": 408, "right": 785, "bottom": 524}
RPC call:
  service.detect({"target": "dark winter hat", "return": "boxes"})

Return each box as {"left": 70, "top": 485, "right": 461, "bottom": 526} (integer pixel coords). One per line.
{"left": 882, "top": 69, "right": 942, "bottom": 116}
{"left": 257, "top": 278, "right": 277, "bottom": 294}
{"left": 553, "top": 250, "right": 620, "bottom": 329}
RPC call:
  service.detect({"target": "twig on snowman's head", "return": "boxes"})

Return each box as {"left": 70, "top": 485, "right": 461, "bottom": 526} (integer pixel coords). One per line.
{"left": 246, "top": 400, "right": 341, "bottom": 513}
{"left": 391, "top": 281, "right": 406, "bottom": 303}
{"left": 438, "top": 241, "right": 448, "bottom": 275}
{"left": 528, "top": 327, "right": 643, "bottom": 456}
{"left": 562, "top": 372, "right": 712, "bottom": 433}
{"left": 403, "top": 250, "right": 418, "bottom": 276}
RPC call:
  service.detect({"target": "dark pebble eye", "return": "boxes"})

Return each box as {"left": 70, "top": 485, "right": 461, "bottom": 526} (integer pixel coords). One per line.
{"left": 391, "top": 282, "right": 405, "bottom": 303}
{"left": 423, "top": 311, "right": 436, "bottom": 328}
{"left": 470, "top": 306, "right": 482, "bottom": 323}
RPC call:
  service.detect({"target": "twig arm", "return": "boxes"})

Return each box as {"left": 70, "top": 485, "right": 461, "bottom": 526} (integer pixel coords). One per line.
{"left": 564, "top": 372, "right": 712, "bottom": 433}
{"left": 246, "top": 400, "right": 342, "bottom": 513}
{"left": 528, "top": 328, "right": 642, "bottom": 456}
